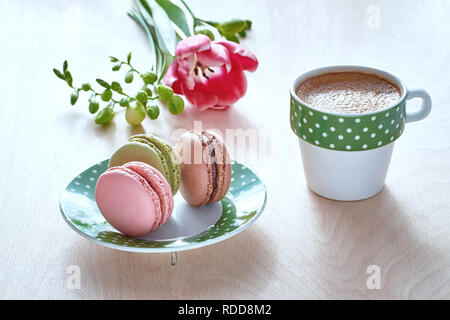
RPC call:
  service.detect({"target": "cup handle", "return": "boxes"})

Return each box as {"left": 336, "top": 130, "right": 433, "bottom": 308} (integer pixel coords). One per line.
{"left": 405, "top": 88, "right": 432, "bottom": 123}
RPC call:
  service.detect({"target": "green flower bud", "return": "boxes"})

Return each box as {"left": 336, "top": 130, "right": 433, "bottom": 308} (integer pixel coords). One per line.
{"left": 112, "top": 62, "right": 121, "bottom": 71}
{"left": 136, "top": 90, "right": 148, "bottom": 103}
{"left": 167, "top": 95, "right": 184, "bottom": 115}
{"left": 141, "top": 72, "right": 158, "bottom": 85}
{"left": 224, "top": 33, "right": 240, "bottom": 43}
{"left": 89, "top": 101, "right": 100, "bottom": 114}
{"left": 119, "top": 97, "right": 130, "bottom": 107}
{"left": 157, "top": 85, "right": 173, "bottom": 102}
{"left": 142, "top": 86, "right": 153, "bottom": 97}
{"left": 101, "top": 89, "right": 112, "bottom": 102}
{"left": 194, "top": 28, "right": 215, "bottom": 40}
{"left": 81, "top": 82, "right": 91, "bottom": 91}
{"left": 125, "top": 70, "right": 134, "bottom": 84}
{"left": 146, "top": 105, "right": 160, "bottom": 120}
{"left": 218, "top": 19, "right": 247, "bottom": 34}
{"left": 111, "top": 81, "right": 122, "bottom": 93}
{"left": 70, "top": 90, "right": 79, "bottom": 105}
{"left": 95, "top": 106, "right": 115, "bottom": 125}
{"left": 125, "top": 101, "right": 146, "bottom": 125}
{"left": 238, "top": 30, "right": 247, "bottom": 38}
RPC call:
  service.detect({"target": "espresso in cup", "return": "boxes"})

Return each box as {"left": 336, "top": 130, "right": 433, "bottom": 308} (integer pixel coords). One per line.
{"left": 290, "top": 66, "right": 432, "bottom": 201}
{"left": 295, "top": 72, "right": 401, "bottom": 114}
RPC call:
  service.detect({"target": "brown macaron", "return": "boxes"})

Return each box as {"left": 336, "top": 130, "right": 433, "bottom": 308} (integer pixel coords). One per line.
{"left": 176, "top": 130, "right": 232, "bottom": 206}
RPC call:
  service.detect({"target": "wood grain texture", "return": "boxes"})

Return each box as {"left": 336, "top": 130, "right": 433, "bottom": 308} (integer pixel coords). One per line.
{"left": 0, "top": 0, "right": 449, "bottom": 299}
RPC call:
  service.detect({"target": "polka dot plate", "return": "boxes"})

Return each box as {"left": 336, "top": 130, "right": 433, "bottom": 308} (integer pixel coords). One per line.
{"left": 59, "top": 159, "right": 266, "bottom": 252}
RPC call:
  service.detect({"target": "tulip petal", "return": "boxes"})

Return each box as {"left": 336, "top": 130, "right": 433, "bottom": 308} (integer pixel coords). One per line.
{"left": 208, "top": 61, "right": 247, "bottom": 106}
{"left": 164, "top": 62, "right": 178, "bottom": 86}
{"left": 175, "top": 34, "right": 211, "bottom": 59}
{"left": 164, "top": 63, "right": 183, "bottom": 94}
{"left": 216, "top": 41, "right": 258, "bottom": 72}
{"left": 197, "top": 43, "right": 231, "bottom": 72}
{"left": 183, "top": 60, "right": 247, "bottom": 110}
{"left": 183, "top": 82, "right": 219, "bottom": 111}
{"left": 177, "top": 56, "right": 195, "bottom": 90}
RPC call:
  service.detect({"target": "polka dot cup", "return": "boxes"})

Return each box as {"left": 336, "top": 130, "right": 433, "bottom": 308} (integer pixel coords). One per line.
{"left": 290, "top": 66, "right": 431, "bottom": 201}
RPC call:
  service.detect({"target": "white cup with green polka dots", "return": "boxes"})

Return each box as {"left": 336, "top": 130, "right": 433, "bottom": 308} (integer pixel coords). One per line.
{"left": 290, "top": 66, "right": 431, "bottom": 201}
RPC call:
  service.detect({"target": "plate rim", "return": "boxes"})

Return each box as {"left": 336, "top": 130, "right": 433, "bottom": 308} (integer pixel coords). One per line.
{"left": 59, "top": 159, "right": 267, "bottom": 253}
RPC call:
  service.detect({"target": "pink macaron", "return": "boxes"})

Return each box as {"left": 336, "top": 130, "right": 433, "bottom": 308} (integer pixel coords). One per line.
{"left": 95, "top": 161, "right": 174, "bottom": 237}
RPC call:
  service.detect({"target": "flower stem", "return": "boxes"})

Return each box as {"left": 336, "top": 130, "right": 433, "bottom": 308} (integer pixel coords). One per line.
{"left": 180, "top": 0, "right": 197, "bottom": 20}
{"left": 179, "top": 0, "right": 219, "bottom": 32}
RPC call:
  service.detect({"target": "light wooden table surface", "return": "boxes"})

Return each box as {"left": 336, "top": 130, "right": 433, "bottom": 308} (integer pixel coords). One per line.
{"left": 0, "top": 0, "right": 449, "bottom": 300}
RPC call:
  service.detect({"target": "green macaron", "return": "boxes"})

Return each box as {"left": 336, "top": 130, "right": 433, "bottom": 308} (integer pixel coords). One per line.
{"left": 108, "top": 134, "right": 181, "bottom": 194}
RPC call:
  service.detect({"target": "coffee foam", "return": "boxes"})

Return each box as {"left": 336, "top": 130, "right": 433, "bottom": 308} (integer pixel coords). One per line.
{"left": 296, "top": 72, "right": 401, "bottom": 114}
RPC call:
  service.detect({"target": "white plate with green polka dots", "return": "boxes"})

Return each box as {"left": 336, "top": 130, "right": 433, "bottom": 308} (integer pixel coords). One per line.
{"left": 59, "top": 159, "right": 266, "bottom": 253}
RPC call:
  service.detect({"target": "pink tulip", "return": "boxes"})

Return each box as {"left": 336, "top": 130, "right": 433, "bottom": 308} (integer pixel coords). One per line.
{"left": 164, "top": 34, "right": 258, "bottom": 111}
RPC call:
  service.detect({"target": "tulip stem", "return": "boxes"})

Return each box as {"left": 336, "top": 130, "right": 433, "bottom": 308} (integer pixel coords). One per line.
{"left": 179, "top": 0, "right": 212, "bottom": 30}
{"left": 180, "top": 0, "right": 197, "bottom": 20}
{"left": 178, "top": 0, "right": 226, "bottom": 38}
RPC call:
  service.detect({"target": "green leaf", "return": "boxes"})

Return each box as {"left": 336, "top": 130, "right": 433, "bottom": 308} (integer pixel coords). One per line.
{"left": 64, "top": 70, "right": 73, "bottom": 87}
{"left": 154, "top": 0, "right": 191, "bottom": 37}
{"left": 129, "top": 3, "right": 171, "bottom": 77}
{"left": 96, "top": 78, "right": 110, "bottom": 89}
{"left": 158, "top": 52, "right": 174, "bottom": 81}
{"left": 63, "top": 60, "right": 68, "bottom": 72}
{"left": 128, "top": 7, "right": 158, "bottom": 71}
{"left": 109, "top": 56, "right": 119, "bottom": 62}
{"left": 127, "top": 52, "right": 132, "bottom": 64}
{"left": 111, "top": 81, "right": 122, "bottom": 93}
{"left": 53, "top": 68, "right": 65, "bottom": 80}
{"left": 144, "top": 0, "right": 177, "bottom": 56}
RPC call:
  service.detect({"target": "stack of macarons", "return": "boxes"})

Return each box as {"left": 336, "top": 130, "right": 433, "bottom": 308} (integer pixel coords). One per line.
{"left": 95, "top": 131, "right": 232, "bottom": 237}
